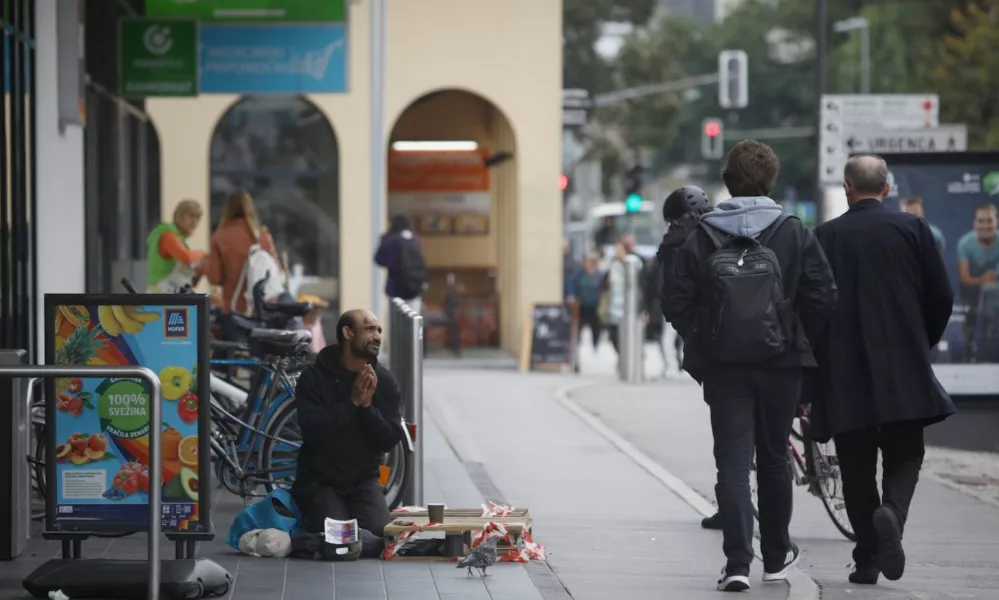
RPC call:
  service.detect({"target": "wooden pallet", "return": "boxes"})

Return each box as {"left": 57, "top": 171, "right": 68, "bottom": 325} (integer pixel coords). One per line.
{"left": 383, "top": 508, "right": 533, "bottom": 560}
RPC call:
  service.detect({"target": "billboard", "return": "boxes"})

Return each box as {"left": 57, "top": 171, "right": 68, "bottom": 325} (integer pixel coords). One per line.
{"left": 883, "top": 152, "right": 999, "bottom": 396}
{"left": 45, "top": 295, "right": 211, "bottom": 536}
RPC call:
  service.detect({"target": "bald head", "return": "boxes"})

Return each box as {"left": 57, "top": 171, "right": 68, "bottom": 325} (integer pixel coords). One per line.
{"left": 337, "top": 309, "right": 382, "bottom": 361}
{"left": 844, "top": 155, "right": 889, "bottom": 202}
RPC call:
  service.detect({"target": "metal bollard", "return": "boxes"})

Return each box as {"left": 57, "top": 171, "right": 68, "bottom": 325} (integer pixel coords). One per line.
{"left": 620, "top": 260, "right": 642, "bottom": 384}
{"left": 407, "top": 310, "right": 424, "bottom": 506}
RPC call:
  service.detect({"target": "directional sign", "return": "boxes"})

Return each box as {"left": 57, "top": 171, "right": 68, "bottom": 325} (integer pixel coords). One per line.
{"left": 820, "top": 94, "right": 939, "bottom": 183}
{"left": 562, "top": 88, "right": 592, "bottom": 128}
{"left": 843, "top": 125, "right": 967, "bottom": 155}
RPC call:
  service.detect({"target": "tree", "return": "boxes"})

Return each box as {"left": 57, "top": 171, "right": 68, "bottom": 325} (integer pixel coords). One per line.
{"left": 562, "top": 0, "right": 658, "bottom": 93}
{"left": 932, "top": 0, "right": 999, "bottom": 148}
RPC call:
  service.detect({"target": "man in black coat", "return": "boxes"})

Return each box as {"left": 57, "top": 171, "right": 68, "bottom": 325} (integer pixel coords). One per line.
{"left": 663, "top": 141, "right": 838, "bottom": 591}
{"left": 811, "top": 154, "right": 956, "bottom": 585}
{"left": 291, "top": 309, "right": 404, "bottom": 538}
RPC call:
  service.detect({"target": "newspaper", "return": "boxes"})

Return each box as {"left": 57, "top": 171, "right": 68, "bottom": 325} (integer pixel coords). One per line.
{"left": 324, "top": 517, "right": 359, "bottom": 545}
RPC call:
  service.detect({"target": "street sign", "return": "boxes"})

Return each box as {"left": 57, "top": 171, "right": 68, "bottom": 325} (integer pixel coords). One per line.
{"left": 119, "top": 18, "right": 198, "bottom": 97}
{"left": 562, "top": 88, "right": 592, "bottom": 127}
{"left": 820, "top": 94, "right": 939, "bottom": 183}
{"left": 146, "top": 0, "right": 345, "bottom": 22}
{"left": 843, "top": 125, "right": 967, "bottom": 154}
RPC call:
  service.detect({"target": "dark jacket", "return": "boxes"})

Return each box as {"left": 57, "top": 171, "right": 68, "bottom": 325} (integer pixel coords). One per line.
{"left": 291, "top": 344, "right": 404, "bottom": 490}
{"left": 656, "top": 208, "right": 711, "bottom": 297}
{"left": 374, "top": 231, "right": 422, "bottom": 299}
{"left": 661, "top": 197, "right": 838, "bottom": 383}
{"left": 808, "top": 198, "right": 956, "bottom": 441}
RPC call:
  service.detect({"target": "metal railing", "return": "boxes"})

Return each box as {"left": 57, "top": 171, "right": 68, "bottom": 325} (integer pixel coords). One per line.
{"left": 0, "top": 365, "right": 163, "bottom": 600}
{"left": 619, "top": 260, "right": 645, "bottom": 384}
{"left": 388, "top": 299, "right": 425, "bottom": 506}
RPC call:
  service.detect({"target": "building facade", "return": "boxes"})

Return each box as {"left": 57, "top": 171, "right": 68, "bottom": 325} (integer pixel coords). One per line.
{"left": 13, "top": 0, "right": 563, "bottom": 358}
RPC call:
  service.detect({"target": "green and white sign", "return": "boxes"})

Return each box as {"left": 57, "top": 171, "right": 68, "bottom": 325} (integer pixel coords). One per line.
{"left": 120, "top": 19, "right": 198, "bottom": 97}
{"left": 145, "top": 0, "right": 345, "bottom": 22}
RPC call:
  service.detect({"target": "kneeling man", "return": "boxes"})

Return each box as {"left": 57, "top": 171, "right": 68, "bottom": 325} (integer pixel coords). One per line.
{"left": 291, "top": 309, "right": 404, "bottom": 537}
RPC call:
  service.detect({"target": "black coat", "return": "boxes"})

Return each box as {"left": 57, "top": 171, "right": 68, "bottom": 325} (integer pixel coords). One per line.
{"left": 809, "top": 199, "right": 956, "bottom": 441}
{"left": 662, "top": 215, "right": 838, "bottom": 383}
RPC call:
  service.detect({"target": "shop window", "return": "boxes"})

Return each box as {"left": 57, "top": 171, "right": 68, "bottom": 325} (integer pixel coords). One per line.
{"left": 209, "top": 97, "right": 339, "bottom": 304}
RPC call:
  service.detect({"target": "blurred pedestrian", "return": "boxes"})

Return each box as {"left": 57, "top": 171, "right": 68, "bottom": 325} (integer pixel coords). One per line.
{"left": 810, "top": 155, "right": 956, "bottom": 585}
{"left": 146, "top": 199, "right": 204, "bottom": 293}
{"left": 662, "top": 140, "right": 837, "bottom": 591}
{"left": 374, "top": 214, "right": 428, "bottom": 313}
{"left": 573, "top": 255, "right": 603, "bottom": 350}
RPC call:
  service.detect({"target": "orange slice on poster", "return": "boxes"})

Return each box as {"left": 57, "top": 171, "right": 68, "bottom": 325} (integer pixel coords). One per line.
{"left": 178, "top": 436, "right": 199, "bottom": 469}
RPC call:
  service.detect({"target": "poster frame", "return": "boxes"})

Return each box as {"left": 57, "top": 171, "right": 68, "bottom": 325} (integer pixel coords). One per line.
{"left": 43, "top": 294, "right": 212, "bottom": 540}
{"left": 876, "top": 151, "right": 999, "bottom": 401}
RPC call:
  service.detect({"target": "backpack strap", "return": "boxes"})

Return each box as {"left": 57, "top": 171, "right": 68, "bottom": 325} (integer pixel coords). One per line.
{"left": 698, "top": 221, "right": 729, "bottom": 250}
{"left": 758, "top": 213, "right": 794, "bottom": 247}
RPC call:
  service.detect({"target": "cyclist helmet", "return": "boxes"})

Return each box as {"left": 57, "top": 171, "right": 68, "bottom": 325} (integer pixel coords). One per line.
{"left": 663, "top": 186, "right": 710, "bottom": 221}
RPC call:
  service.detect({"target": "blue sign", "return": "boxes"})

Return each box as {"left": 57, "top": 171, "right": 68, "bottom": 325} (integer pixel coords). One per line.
{"left": 199, "top": 24, "right": 347, "bottom": 93}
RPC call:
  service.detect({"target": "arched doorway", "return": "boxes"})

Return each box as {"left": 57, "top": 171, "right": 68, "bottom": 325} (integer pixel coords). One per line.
{"left": 209, "top": 96, "right": 341, "bottom": 323}
{"left": 387, "top": 89, "right": 517, "bottom": 353}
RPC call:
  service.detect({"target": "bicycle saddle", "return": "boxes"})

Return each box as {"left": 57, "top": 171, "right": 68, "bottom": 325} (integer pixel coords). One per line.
{"left": 246, "top": 328, "right": 313, "bottom": 357}
{"left": 262, "top": 301, "right": 313, "bottom": 318}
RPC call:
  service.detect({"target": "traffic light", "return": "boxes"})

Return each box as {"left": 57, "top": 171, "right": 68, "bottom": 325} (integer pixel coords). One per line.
{"left": 701, "top": 118, "right": 724, "bottom": 160}
{"left": 558, "top": 174, "right": 569, "bottom": 191}
{"left": 624, "top": 165, "right": 644, "bottom": 213}
{"left": 718, "top": 49, "right": 748, "bottom": 109}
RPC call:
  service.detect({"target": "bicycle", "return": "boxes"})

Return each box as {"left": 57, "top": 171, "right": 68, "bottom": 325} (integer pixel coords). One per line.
{"left": 749, "top": 403, "right": 855, "bottom": 542}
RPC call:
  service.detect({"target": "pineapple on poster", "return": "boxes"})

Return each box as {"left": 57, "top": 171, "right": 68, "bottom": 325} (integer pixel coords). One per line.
{"left": 52, "top": 303, "right": 203, "bottom": 531}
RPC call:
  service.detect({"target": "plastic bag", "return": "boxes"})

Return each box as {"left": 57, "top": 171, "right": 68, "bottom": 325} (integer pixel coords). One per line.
{"left": 227, "top": 488, "right": 302, "bottom": 551}
{"left": 238, "top": 529, "right": 292, "bottom": 558}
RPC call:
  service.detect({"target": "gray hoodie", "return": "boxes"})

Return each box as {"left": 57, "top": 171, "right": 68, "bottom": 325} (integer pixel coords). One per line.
{"left": 700, "top": 196, "right": 784, "bottom": 238}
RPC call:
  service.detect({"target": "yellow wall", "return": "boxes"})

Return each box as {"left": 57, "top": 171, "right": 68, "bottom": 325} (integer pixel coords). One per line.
{"left": 147, "top": 0, "right": 562, "bottom": 353}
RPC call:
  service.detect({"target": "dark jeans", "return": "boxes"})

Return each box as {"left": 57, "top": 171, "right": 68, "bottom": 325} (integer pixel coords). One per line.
{"left": 704, "top": 368, "right": 801, "bottom": 571}
{"left": 293, "top": 477, "right": 391, "bottom": 537}
{"left": 577, "top": 305, "right": 602, "bottom": 349}
{"left": 834, "top": 422, "right": 925, "bottom": 567}
{"left": 606, "top": 324, "right": 619, "bottom": 353}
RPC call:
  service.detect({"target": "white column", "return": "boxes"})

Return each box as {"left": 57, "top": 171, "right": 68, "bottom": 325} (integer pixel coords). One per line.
{"left": 34, "top": 0, "right": 86, "bottom": 361}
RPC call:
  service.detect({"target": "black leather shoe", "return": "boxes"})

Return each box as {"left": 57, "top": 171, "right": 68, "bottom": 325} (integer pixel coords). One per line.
{"left": 849, "top": 564, "right": 880, "bottom": 585}
{"left": 701, "top": 511, "right": 722, "bottom": 530}
{"left": 873, "top": 506, "right": 905, "bottom": 581}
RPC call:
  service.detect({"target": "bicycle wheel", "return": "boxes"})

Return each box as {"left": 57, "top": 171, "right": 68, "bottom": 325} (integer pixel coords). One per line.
{"left": 809, "top": 439, "right": 857, "bottom": 542}
{"left": 381, "top": 440, "right": 411, "bottom": 511}
{"left": 33, "top": 424, "right": 47, "bottom": 500}
{"left": 260, "top": 397, "right": 301, "bottom": 493}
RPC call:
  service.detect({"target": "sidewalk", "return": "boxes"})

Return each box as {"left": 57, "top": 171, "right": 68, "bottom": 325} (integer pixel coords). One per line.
{"left": 0, "top": 414, "right": 549, "bottom": 600}
{"left": 424, "top": 368, "right": 791, "bottom": 599}
{"left": 568, "top": 375, "right": 999, "bottom": 600}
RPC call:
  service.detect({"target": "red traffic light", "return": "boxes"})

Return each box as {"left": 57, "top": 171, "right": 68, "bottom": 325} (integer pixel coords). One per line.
{"left": 704, "top": 120, "right": 721, "bottom": 137}
{"left": 558, "top": 174, "right": 569, "bottom": 191}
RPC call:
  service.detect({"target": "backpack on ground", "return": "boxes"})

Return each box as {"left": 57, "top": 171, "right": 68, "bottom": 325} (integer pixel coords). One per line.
{"left": 396, "top": 238, "right": 428, "bottom": 300}
{"left": 233, "top": 243, "right": 287, "bottom": 316}
{"left": 698, "top": 214, "right": 795, "bottom": 363}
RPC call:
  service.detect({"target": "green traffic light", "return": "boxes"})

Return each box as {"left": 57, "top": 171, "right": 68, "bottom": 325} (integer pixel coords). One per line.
{"left": 625, "top": 193, "right": 643, "bottom": 213}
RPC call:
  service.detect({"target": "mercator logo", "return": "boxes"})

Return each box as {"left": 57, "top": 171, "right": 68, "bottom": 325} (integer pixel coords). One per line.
{"left": 163, "top": 308, "right": 189, "bottom": 339}
{"left": 143, "top": 25, "right": 174, "bottom": 56}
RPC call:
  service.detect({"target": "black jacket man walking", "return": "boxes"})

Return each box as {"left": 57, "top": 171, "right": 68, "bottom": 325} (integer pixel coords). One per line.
{"left": 810, "top": 154, "right": 956, "bottom": 585}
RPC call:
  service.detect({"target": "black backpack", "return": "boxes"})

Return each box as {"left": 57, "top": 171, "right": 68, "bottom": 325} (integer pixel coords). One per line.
{"left": 698, "top": 214, "right": 795, "bottom": 363}
{"left": 396, "top": 238, "right": 428, "bottom": 300}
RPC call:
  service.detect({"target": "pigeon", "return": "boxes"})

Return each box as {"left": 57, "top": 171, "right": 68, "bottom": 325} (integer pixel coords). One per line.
{"left": 457, "top": 532, "right": 500, "bottom": 577}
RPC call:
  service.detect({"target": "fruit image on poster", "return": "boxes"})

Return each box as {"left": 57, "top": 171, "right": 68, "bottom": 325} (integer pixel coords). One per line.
{"left": 52, "top": 303, "right": 203, "bottom": 532}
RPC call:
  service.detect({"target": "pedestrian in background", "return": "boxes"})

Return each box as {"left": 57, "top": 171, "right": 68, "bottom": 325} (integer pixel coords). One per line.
{"left": 662, "top": 140, "right": 837, "bottom": 592}
{"left": 810, "top": 155, "right": 956, "bottom": 585}
{"left": 374, "top": 214, "right": 428, "bottom": 314}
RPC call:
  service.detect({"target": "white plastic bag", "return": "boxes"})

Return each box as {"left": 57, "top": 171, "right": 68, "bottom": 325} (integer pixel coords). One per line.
{"left": 238, "top": 528, "right": 291, "bottom": 558}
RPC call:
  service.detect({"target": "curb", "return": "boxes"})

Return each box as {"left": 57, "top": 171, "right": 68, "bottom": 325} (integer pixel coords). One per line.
{"left": 554, "top": 381, "right": 821, "bottom": 600}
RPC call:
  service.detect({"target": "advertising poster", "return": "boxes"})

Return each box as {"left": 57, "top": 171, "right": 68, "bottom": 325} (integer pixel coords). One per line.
{"left": 388, "top": 149, "right": 492, "bottom": 236}
{"left": 45, "top": 296, "right": 209, "bottom": 533}
{"left": 883, "top": 153, "right": 999, "bottom": 396}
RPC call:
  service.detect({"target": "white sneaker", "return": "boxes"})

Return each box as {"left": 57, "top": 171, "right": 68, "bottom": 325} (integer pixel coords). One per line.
{"left": 762, "top": 544, "right": 800, "bottom": 583}
{"left": 717, "top": 566, "right": 751, "bottom": 592}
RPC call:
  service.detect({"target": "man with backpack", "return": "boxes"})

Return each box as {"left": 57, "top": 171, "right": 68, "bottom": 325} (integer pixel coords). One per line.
{"left": 375, "top": 214, "right": 429, "bottom": 313}
{"left": 662, "top": 140, "right": 838, "bottom": 591}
